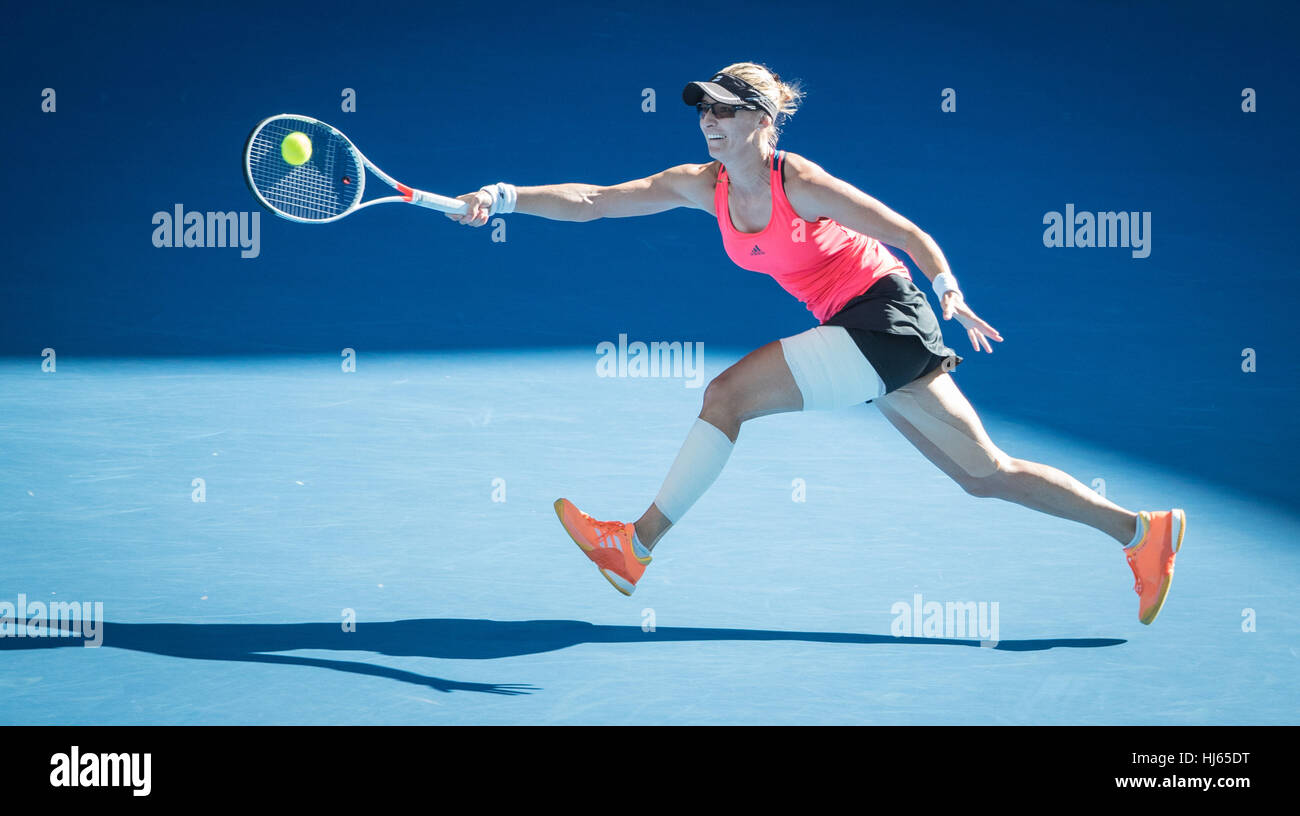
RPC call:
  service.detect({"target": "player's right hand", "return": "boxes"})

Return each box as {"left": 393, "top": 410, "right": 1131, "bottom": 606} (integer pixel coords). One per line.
{"left": 445, "top": 190, "right": 494, "bottom": 226}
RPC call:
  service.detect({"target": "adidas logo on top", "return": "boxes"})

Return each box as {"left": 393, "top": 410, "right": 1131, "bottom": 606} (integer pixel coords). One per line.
{"left": 750, "top": 245, "right": 764, "bottom": 255}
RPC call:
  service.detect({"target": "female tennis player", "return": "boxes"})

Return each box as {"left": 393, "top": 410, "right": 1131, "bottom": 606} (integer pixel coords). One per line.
{"left": 447, "top": 62, "right": 1184, "bottom": 624}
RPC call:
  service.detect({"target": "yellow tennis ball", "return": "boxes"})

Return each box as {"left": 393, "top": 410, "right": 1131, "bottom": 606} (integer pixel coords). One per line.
{"left": 281, "top": 131, "right": 312, "bottom": 166}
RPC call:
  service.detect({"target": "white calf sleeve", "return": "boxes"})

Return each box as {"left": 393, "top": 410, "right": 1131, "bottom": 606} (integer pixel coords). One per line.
{"left": 779, "top": 325, "right": 886, "bottom": 411}
{"left": 653, "top": 418, "right": 735, "bottom": 524}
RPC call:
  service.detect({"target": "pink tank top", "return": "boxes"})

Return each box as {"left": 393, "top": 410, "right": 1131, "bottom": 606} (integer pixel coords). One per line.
{"left": 715, "top": 150, "right": 909, "bottom": 322}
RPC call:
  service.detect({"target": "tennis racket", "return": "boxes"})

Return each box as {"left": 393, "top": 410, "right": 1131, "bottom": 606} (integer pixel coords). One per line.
{"left": 243, "top": 113, "right": 468, "bottom": 223}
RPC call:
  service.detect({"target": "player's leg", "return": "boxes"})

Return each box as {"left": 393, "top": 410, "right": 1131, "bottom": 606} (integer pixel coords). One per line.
{"left": 635, "top": 324, "right": 886, "bottom": 550}
{"left": 875, "top": 365, "right": 1138, "bottom": 544}
{"left": 556, "top": 325, "right": 883, "bottom": 595}
{"left": 632, "top": 338, "right": 803, "bottom": 550}
{"left": 555, "top": 337, "right": 801, "bottom": 595}
{"left": 876, "top": 365, "right": 1187, "bottom": 623}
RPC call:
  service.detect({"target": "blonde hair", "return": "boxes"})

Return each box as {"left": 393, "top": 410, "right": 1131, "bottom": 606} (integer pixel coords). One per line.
{"left": 717, "top": 61, "right": 805, "bottom": 157}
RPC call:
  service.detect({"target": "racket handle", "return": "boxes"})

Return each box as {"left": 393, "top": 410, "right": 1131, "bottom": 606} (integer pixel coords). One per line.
{"left": 398, "top": 184, "right": 469, "bottom": 214}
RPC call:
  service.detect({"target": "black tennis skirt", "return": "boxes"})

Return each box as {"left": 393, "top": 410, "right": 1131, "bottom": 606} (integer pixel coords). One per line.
{"left": 820, "top": 273, "right": 963, "bottom": 400}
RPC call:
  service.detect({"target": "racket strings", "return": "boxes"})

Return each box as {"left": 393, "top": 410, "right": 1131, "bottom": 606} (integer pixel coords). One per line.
{"left": 247, "top": 118, "right": 361, "bottom": 221}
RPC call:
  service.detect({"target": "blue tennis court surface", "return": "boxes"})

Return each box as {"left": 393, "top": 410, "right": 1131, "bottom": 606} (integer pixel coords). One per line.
{"left": 2, "top": 351, "right": 1295, "bottom": 725}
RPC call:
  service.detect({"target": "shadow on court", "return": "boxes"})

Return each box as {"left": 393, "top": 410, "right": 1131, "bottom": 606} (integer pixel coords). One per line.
{"left": 0, "top": 619, "right": 1126, "bottom": 696}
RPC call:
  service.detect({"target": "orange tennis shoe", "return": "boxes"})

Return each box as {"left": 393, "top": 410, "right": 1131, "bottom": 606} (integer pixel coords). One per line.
{"left": 1125, "top": 509, "right": 1186, "bottom": 625}
{"left": 553, "top": 498, "right": 650, "bottom": 596}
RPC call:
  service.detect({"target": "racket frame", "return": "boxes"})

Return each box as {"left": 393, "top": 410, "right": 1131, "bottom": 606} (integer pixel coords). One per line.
{"left": 243, "top": 113, "right": 468, "bottom": 223}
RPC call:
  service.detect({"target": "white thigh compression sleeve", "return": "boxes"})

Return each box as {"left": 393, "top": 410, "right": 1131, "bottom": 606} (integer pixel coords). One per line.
{"left": 779, "top": 326, "right": 886, "bottom": 411}
{"left": 653, "top": 418, "right": 735, "bottom": 524}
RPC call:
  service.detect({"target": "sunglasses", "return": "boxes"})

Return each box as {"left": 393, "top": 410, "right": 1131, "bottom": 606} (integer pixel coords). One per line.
{"left": 695, "top": 101, "right": 762, "bottom": 119}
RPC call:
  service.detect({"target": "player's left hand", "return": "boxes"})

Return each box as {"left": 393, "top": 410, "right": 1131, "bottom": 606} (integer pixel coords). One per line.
{"left": 941, "top": 290, "right": 1003, "bottom": 353}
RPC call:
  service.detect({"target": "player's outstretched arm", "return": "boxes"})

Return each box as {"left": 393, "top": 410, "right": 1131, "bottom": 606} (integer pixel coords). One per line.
{"left": 445, "top": 163, "right": 712, "bottom": 227}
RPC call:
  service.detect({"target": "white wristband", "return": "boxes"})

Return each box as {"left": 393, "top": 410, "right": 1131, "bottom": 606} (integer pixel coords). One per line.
{"left": 932, "top": 272, "right": 960, "bottom": 300}
{"left": 478, "top": 182, "right": 517, "bottom": 216}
